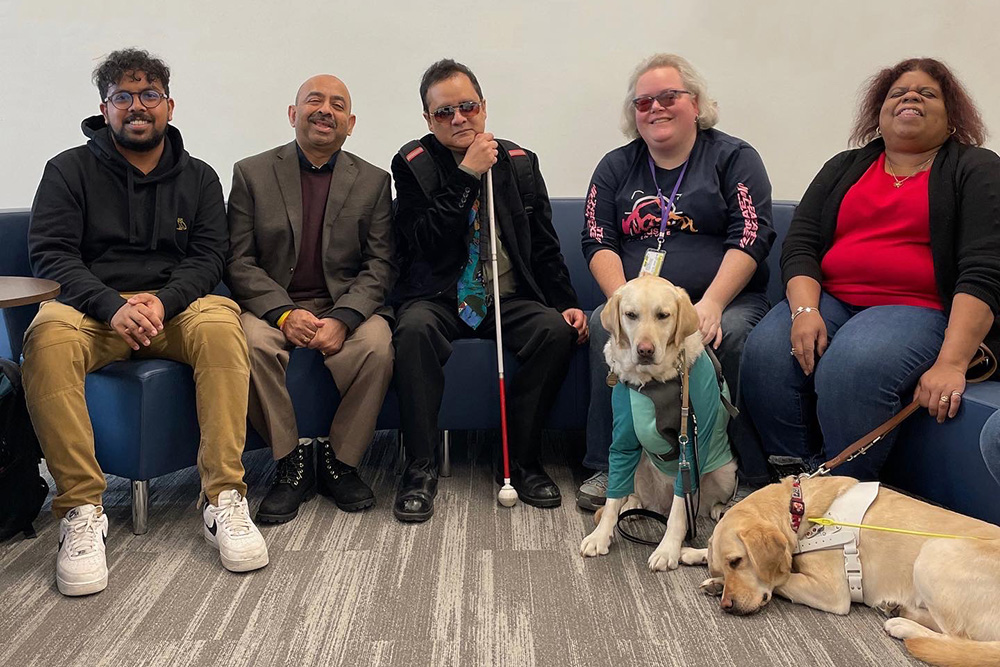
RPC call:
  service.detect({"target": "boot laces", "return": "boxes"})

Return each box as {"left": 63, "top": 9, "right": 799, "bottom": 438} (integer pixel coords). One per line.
{"left": 275, "top": 447, "right": 305, "bottom": 486}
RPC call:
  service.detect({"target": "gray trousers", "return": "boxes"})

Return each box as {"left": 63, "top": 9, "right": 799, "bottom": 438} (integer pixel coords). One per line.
{"left": 242, "top": 300, "right": 393, "bottom": 463}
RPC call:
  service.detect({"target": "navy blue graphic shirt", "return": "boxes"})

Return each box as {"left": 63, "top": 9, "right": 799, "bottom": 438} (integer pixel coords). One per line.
{"left": 581, "top": 129, "right": 775, "bottom": 301}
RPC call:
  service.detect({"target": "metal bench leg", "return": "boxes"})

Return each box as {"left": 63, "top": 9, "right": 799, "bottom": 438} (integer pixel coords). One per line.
{"left": 440, "top": 430, "right": 451, "bottom": 477}
{"left": 131, "top": 480, "right": 149, "bottom": 535}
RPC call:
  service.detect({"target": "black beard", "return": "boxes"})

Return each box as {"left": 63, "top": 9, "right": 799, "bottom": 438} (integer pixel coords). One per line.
{"left": 111, "top": 120, "right": 166, "bottom": 152}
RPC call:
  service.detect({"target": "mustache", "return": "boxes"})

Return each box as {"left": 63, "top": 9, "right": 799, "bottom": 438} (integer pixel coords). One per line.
{"left": 124, "top": 113, "right": 155, "bottom": 124}
{"left": 308, "top": 111, "right": 336, "bottom": 127}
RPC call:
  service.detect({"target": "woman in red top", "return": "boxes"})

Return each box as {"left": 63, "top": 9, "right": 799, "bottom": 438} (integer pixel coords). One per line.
{"left": 740, "top": 57, "right": 1000, "bottom": 481}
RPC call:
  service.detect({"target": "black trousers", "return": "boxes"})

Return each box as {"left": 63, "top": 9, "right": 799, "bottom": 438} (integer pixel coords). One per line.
{"left": 393, "top": 296, "right": 577, "bottom": 464}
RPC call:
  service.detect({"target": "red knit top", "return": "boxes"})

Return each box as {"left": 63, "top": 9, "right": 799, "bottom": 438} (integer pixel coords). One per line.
{"left": 820, "top": 153, "right": 942, "bottom": 310}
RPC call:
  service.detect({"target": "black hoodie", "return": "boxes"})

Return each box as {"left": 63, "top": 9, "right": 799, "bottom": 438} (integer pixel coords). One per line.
{"left": 28, "top": 115, "right": 229, "bottom": 323}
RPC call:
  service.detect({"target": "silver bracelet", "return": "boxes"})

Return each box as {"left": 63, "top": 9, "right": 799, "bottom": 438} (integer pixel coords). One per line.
{"left": 790, "top": 306, "right": 819, "bottom": 322}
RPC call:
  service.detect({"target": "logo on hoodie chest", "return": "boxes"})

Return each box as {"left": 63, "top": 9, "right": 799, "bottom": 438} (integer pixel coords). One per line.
{"left": 176, "top": 217, "right": 188, "bottom": 231}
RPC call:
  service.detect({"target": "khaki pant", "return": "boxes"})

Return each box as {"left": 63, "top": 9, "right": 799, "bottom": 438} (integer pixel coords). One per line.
{"left": 241, "top": 309, "right": 393, "bottom": 464}
{"left": 21, "top": 295, "right": 250, "bottom": 517}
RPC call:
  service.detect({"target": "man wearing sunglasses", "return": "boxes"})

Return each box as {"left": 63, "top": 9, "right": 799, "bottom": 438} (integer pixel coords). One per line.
{"left": 225, "top": 75, "right": 395, "bottom": 525}
{"left": 390, "top": 59, "right": 588, "bottom": 522}
{"left": 23, "top": 48, "right": 268, "bottom": 596}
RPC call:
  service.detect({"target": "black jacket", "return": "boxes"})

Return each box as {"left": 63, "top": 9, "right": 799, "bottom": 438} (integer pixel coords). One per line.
{"left": 781, "top": 137, "right": 1000, "bottom": 350}
{"left": 29, "top": 116, "right": 229, "bottom": 323}
{"left": 390, "top": 134, "right": 579, "bottom": 312}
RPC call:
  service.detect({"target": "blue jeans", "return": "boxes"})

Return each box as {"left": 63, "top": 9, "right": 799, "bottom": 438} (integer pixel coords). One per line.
{"left": 584, "top": 290, "right": 770, "bottom": 472}
{"left": 740, "top": 293, "right": 947, "bottom": 481}
{"left": 981, "top": 410, "right": 1000, "bottom": 485}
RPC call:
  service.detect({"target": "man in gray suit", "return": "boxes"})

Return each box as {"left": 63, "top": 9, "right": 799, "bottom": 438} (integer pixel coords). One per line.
{"left": 226, "top": 74, "right": 395, "bottom": 523}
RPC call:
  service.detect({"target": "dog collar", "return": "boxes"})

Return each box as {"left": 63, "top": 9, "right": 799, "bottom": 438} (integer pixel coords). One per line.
{"left": 789, "top": 476, "right": 805, "bottom": 532}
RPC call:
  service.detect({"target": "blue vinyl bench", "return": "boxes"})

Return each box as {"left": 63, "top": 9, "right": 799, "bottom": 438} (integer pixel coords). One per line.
{"left": 2, "top": 199, "right": 998, "bottom": 529}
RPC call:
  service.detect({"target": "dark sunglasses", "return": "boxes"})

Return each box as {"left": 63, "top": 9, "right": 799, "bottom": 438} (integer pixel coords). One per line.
{"left": 631, "top": 89, "right": 692, "bottom": 113}
{"left": 430, "top": 101, "right": 482, "bottom": 121}
{"left": 104, "top": 89, "right": 169, "bottom": 111}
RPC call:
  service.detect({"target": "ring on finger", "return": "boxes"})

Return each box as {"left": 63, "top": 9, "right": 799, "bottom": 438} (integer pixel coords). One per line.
{"left": 939, "top": 395, "right": 951, "bottom": 403}
{"left": 951, "top": 391, "right": 963, "bottom": 397}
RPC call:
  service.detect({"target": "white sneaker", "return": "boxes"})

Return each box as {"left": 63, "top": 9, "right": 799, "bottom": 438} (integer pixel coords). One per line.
{"left": 56, "top": 504, "right": 109, "bottom": 596}
{"left": 203, "top": 490, "right": 269, "bottom": 572}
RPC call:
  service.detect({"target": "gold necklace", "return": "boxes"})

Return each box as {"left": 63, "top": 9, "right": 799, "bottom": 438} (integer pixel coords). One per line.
{"left": 885, "top": 154, "right": 935, "bottom": 188}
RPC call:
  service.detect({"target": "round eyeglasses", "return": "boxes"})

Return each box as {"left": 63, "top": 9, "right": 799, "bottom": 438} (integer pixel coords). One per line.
{"left": 104, "top": 89, "right": 169, "bottom": 111}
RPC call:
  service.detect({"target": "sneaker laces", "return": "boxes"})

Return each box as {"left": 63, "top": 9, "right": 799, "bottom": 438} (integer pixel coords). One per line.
{"left": 65, "top": 510, "right": 102, "bottom": 557}
{"left": 214, "top": 493, "right": 253, "bottom": 537}
{"left": 583, "top": 470, "right": 609, "bottom": 493}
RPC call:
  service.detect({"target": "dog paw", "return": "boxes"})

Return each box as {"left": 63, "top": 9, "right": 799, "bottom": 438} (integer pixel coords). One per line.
{"left": 700, "top": 577, "right": 724, "bottom": 596}
{"left": 580, "top": 532, "right": 611, "bottom": 558}
{"left": 710, "top": 503, "right": 728, "bottom": 522}
{"left": 680, "top": 547, "right": 708, "bottom": 566}
{"left": 648, "top": 546, "right": 680, "bottom": 572}
{"left": 884, "top": 617, "right": 935, "bottom": 641}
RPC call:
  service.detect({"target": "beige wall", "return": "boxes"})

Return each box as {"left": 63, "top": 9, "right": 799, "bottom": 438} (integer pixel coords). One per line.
{"left": 2, "top": 0, "right": 998, "bottom": 207}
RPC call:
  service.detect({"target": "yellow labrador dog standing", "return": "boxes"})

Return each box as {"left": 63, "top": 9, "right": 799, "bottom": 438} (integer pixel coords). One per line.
{"left": 700, "top": 475, "right": 1000, "bottom": 667}
{"left": 580, "top": 275, "right": 738, "bottom": 571}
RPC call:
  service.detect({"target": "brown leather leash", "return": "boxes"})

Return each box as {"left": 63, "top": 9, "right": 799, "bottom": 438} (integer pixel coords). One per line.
{"left": 807, "top": 344, "right": 996, "bottom": 477}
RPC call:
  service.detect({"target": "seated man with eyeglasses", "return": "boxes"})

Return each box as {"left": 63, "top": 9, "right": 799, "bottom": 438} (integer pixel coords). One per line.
{"left": 390, "top": 58, "right": 588, "bottom": 522}
{"left": 23, "top": 48, "right": 267, "bottom": 597}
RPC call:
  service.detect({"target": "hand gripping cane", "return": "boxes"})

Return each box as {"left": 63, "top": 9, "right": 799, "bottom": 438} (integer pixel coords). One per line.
{"left": 486, "top": 168, "right": 519, "bottom": 508}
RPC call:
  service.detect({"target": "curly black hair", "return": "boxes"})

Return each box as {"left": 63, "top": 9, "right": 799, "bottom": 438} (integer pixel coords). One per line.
{"left": 419, "top": 59, "right": 483, "bottom": 112}
{"left": 850, "top": 57, "right": 986, "bottom": 147}
{"left": 92, "top": 48, "right": 170, "bottom": 100}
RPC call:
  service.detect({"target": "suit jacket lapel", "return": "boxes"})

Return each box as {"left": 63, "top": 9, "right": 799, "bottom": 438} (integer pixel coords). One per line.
{"left": 493, "top": 161, "right": 522, "bottom": 259}
{"left": 322, "top": 152, "right": 359, "bottom": 247}
{"left": 275, "top": 142, "right": 304, "bottom": 259}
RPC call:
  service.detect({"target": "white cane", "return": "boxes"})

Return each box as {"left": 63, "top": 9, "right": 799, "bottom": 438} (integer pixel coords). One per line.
{"left": 486, "top": 168, "right": 518, "bottom": 508}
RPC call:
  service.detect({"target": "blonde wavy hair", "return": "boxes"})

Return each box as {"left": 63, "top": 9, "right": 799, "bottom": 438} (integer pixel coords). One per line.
{"left": 621, "top": 53, "right": 719, "bottom": 139}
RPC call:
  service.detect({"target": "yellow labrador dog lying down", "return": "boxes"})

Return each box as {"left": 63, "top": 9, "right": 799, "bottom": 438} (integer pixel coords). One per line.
{"left": 700, "top": 475, "right": 1000, "bottom": 667}
{"left": 580, "top": 275, "right": 738, "bottom": 571}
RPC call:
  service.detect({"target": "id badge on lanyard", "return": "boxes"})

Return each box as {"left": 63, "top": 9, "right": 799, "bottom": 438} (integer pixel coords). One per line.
{"left": 638, "top": 155, "right": 688, "bottom": 277}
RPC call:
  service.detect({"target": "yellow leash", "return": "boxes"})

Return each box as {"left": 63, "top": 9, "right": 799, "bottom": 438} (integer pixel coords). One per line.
{"left": 806, "top": 517, "right": 991, "bottom": 541}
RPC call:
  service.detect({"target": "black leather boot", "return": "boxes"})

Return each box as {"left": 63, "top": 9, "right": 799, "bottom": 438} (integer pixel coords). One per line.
{"left": 316, "top": 440, "right": 375, "bottom": 511}
{"left": 393, "top": 458, "right": 438, "bottom": 522}
{"left": 256, "top": 441, "right": 316, "bottom": 523}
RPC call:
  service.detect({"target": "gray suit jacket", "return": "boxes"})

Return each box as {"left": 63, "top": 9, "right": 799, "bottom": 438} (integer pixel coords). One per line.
{"left": 225, "top": 141, "right": 396, "bottom": 322}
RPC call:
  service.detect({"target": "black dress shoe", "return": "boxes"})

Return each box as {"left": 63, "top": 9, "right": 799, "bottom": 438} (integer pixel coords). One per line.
{"left": 393, "top": 458, "right": 438, "bottom": 523}
{"left": 767, "top": 456, "right": 815, "bottom": 482}
{"left": 506, "top": 461, "right": 561, "bottom": 508}
{"left": 316, "top": 441, "right": 375, "bottom": 511}
{"left": 256, "top": 441, "right": 316, "bottom": 523}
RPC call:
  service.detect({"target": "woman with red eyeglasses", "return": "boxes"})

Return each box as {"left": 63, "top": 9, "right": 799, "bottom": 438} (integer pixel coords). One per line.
{"left": 740, "top": 57, "right": 1000, "bottom": 483}
{"left": 578, "top": 53, "right": 777, "bottom": 509}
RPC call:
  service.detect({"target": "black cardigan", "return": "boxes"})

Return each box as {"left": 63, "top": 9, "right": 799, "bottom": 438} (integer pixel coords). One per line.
{"left": 781, "top": 138, "right": 1000, "bottom": 351}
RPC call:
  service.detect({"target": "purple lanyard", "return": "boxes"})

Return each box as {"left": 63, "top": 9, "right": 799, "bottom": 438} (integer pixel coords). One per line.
{"left": 647, "top": 154, "right": 688, "bottom": 250}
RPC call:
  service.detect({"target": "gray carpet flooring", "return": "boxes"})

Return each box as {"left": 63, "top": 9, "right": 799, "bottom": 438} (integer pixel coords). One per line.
{"left": 0, "top": 432, "right": 922, "bottom": 667}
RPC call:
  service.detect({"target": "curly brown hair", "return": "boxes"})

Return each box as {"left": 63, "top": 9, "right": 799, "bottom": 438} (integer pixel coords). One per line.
{"left": 849, "top": 57, "right": 986, "bottom": 147}
{"left": 92, "top": 48, "right": 170, "bottom": 101}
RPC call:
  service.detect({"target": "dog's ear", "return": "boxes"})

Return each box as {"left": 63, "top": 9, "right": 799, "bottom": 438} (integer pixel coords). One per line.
{"left": 601, "top": 288, "right": 629, "bottom": 348}
{"left": 739, "top": 525, "right": 791, "bottom": 585}
{"left": 673, "top": 287, "right": 701, "bottom": 349}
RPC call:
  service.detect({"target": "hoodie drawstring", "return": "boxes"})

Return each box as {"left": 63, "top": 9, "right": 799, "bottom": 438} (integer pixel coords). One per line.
{"left": 126, "top": 169, "right": 139, "bottom": 244}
